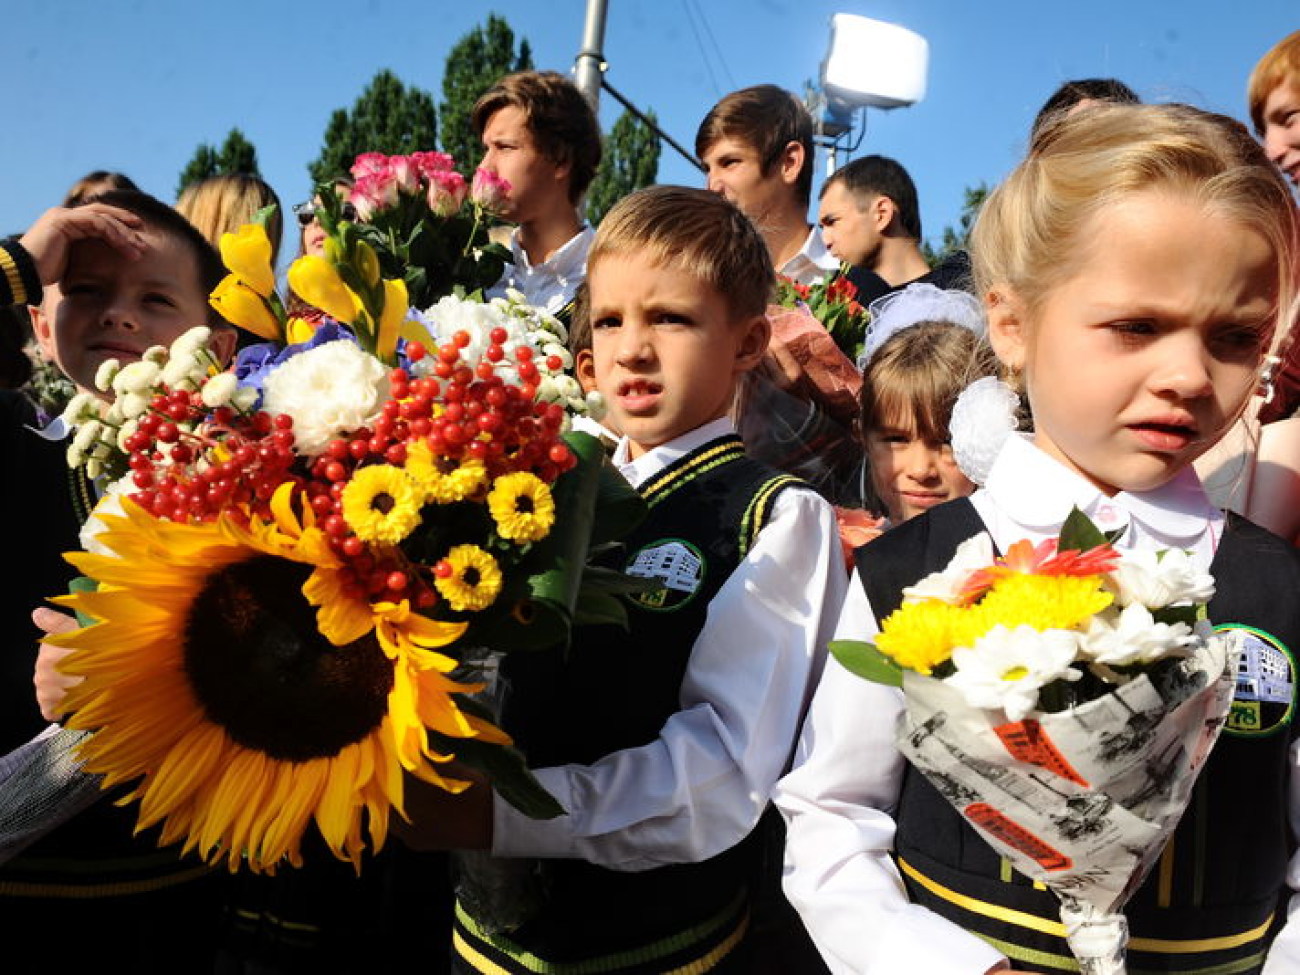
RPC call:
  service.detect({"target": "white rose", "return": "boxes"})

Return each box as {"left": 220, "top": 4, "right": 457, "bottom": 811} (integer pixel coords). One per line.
{"left": 261, "top": 339, "right": 390, "bottom": 456}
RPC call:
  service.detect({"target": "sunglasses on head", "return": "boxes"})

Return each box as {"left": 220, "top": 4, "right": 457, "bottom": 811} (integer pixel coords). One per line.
{"left": 293, "top": 201, "right": 358, "bottom": 227}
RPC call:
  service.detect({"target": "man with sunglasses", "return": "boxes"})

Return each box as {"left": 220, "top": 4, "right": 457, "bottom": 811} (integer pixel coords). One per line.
{"left": 292, "top": 192, "right": 357, "bottom": 259}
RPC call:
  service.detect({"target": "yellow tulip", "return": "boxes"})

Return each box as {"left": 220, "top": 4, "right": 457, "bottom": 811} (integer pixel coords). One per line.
{"left": 209, "top": 274, "right": 281, "bottom": 341}
{"left": 377, "top": 278, "right": 409, "bottom": 361}
{"left": 219, "top": 224, "right": 276, "bottom": 298}
{"left": 287, "top": 256, "right": 360, "bottom": 325}
{"left": 355, "top": 240, "right": 381, "bottom": 289}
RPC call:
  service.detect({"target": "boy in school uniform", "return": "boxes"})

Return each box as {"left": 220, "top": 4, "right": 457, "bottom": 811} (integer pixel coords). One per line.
{"left": 1, "top": 191, "right": 237, "bottom": 971}
{"left": 397, "top": 185, "right": 848, "bottom": 974}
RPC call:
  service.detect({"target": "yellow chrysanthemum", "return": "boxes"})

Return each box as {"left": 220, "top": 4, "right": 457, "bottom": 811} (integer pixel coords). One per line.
{"left": 435, "top": 544, "right": 503, "bottom": 612}
{"left": 340, "top": 464, "right": 423, "bottom": 545}
{"left": 406, "top": 440, "right": 488, "bottom": 503}
{"left": 875, "top": 600, "right": 967, "bottom": 674}
{"left": 975, "top": 573, "right": 1112, "bottom": 633}
{"left": 46, "top": 490, "right": 495, "bottom": 874}
{"left": 487, "top": 472, "right": 556, "bottom": 543}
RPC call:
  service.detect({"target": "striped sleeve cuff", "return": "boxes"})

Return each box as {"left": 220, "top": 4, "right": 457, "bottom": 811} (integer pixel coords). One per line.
{"left": 0, "top": 239, "right": 42, "bottom": 307}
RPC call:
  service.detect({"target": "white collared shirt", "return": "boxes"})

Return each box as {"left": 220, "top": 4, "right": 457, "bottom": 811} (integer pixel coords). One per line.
{"left": 774, "top": 436, "right": 1298, "bottom": 975}
{"left": 491, "top": 416, "right": 849, "bottom": 869}
{"left": 486, "top": 224, "right": 594, "bottom": 318}
{"left": 779, "top": 226, "right": 841, "bottom": 287}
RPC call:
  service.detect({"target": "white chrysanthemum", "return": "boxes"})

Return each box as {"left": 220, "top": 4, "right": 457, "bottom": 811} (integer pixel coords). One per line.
{"left": 950, "top": 377, "right": 1020, "bottom": 486}
{"left": 94, "top": 359, "right": 122, "bottom": 392}
{"left": 1078, "top": 603, "right": 1197, "bottom": 667}
{"left": 200, "top": 372, "right": 240, "bottom": 408}
{"left": 902, "top": 532, "right": 996, "bottom": 604}
{"left": 112, "top": 360, "right": 161, "bottom": 395}
{"left": 1110, "top": 548, "right": 1215, "bottom": 610}
{"left": 170, "top": 326, "right": 212, "bottom": 360}
{"left": 584, "top": 391, "right": 607, "bottom": 420}
{"left": 117, "top": 391, "right": 150, "bottom": 421}
{"left": 261, "top": 339, "right": 390, "bottom": 456}
{"left": 945, "top": 624, "right": 1081, "bottom": 721}
{"left": 61, "top": 391, "right": 102, "bottom": 428}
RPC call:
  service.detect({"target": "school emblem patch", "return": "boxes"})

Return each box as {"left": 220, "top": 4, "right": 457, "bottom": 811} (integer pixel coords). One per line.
{"left": 625, "top": 538, "right": 705, "bottom": 612}
{"left": 1216, "top": 624, "right": 1295, "bottom": 737}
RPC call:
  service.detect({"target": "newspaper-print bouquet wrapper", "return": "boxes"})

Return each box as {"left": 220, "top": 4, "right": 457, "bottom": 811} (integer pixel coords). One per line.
{"left": 831, "top": 509, "right": 1239, "bottom": 975}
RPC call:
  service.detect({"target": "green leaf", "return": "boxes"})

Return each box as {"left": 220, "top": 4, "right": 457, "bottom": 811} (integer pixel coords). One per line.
{"left": 67, "top": 575, "right": 99, "bottom": 628}
{"left": 1059, "top": 506, "right": 1107, "bottom": 552}
{"left": 572, "top": 588, "right": 631, "bottom": 629}
{"left": 428, "top": 726, "right": 565, "bottom": 820}
{"left": 828, "top": 639, "right": 902, "bottom": 686}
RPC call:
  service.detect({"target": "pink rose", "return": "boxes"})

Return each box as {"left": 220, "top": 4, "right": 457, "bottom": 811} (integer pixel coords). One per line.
{"left": 411, "top": 151, "right": 457, "bottom": 180}
{"left": 389, "top": 156, "right": 419, "bottom": 195}
{"left": 349, "top": 174, "right": 398, "bottom": 221}
{"left": 427, "top": 170, "right": 468, "bottom": 217}
{"left": 471, "top": 168, "right": 511, "bottom": 212}
{"left": 351, "top": 152, "right": 391, "bottom": 180}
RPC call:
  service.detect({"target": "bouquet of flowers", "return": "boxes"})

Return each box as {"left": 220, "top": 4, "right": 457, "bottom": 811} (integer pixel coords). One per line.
{"left": 774, "top": 271, "right": 870, "bottom": 363}
{"left": 345, "top": 150, "right": 512, "bottom": 307}
{"left": 831, "top": 510, "right": 1239, "bottom": 974}
{"left": 46, "top": 162, "right": 645, "bottom": 876}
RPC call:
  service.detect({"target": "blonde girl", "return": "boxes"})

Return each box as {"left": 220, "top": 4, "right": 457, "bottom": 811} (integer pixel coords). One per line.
{"left": 776, "top": 103, "right": 1300, "bottom": 975}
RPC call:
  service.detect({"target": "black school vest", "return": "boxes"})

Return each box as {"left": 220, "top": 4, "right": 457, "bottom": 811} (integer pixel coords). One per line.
{"left": 0, "top": 391, "right": 218, "bottom": 900}
{"left": 856, "top": 498, "right": 1300, "bottom": 975}
{"left": 454, "top": 435, "right": 802, "bottom": 974}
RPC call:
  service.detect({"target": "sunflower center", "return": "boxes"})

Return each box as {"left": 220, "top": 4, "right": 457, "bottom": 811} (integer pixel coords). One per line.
{"left": 371, "top": 491, "right": 395, "bottom": 515}
{"left": 184, "top": 555, "right": 394, "bottom": 762}
{"left": 513, "top": 495, "right": 535, "bottom": 514}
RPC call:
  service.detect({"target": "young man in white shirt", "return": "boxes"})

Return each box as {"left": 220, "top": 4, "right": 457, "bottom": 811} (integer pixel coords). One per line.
{"left": 474, "top": 70, "right": 602, "bottom": 322}
{"left": 695, "top": 84, "right": 839, "bottom": 287}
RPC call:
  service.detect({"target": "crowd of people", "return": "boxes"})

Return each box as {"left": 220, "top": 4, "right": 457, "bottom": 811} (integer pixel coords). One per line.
{"left": 1, "top": 25, "right": 1299, "bottom": 975}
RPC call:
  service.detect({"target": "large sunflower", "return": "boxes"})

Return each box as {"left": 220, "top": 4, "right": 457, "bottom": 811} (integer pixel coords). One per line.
{"left": 48, "top": 488, "right": 506, "bottom": 873}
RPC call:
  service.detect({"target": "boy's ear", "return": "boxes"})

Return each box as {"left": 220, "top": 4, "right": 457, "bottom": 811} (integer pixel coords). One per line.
{"left": 778, "top": 140, "right": 805, "bottom": 189}
{"left": 733, "top": 312, "right": 771, "bottom": 372}
{"left": 575, "top": 348, "right": 598, "bottom": 395}
{"left": 28, "top": 304, "right": 55, "bottom": 362}
{"left": 985, "top": 287, "right": 1028, "bottom": 372}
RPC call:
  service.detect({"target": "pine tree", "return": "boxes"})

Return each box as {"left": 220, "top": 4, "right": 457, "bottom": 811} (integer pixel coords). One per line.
{"left": 586, "top": 110, "right": 661, "bottom": 226}
{"left": 439, "top": 15, "right": 534, "bottom": 176}
{"left": 176, "top": 128, "right": 261, "bottom": 197}
{"left": 307, "top": 70, "right": 438, "bottom": 187}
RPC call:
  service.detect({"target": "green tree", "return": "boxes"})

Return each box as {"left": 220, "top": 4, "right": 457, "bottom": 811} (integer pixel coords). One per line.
{"left": 176, "top": 128, "right": 261, "bottom": 197}
{"left": 439, "top": 14, "right": 534, "bottom": 175}
{"left": 586, "top": 109, "right": 662, "bottom": 226}
{"left": 308, "top": 70, "right": 438, "bottom": 186}
{"left": 922, "top": 183, "right": 989, "bottom": 265}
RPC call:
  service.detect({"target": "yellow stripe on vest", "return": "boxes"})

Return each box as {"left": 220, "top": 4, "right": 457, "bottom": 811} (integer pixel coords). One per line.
{"left": 898, "top": 857, "right": 1274, "bottom": 954}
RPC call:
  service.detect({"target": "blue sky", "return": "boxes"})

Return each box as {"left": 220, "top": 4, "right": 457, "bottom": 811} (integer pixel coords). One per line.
{"left": 6, "top": 1, "right": 1296, "bottom": 266}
